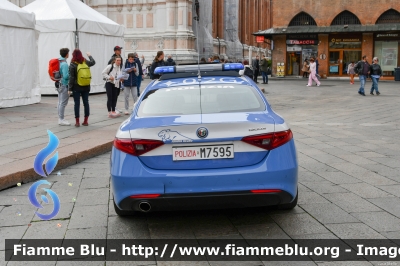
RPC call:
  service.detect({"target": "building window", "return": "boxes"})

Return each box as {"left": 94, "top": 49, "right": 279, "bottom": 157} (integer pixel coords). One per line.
{"left": 376, "top": 9, "right": 400, "bottom": 24}
{"left": 288, "top": 12, "right": 317, "bottom": 26}
{"left": 331, "top": 11, "right": 361, "bottom": 25}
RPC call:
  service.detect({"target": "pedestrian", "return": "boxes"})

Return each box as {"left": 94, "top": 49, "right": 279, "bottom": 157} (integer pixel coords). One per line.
{"left": 302, "top": 59, "right": 309, "bottom": 78}
{"left": 150, "top": 51, "right": 165, "bottom": 79}
{"left": 252, "top": 55, "right": 260, "bottom": 83}
{"left": 57, "top": 48, "right": 71, "bottom": 126}
{"left": 102, "top": 56, "right": 124, "bottom": 117}
{"left": 354, "top": 55, "right": 370, "bottom": 96}
{"left": 259, "top": 55, "right": 269, "bottom": 84}
{"left": 165, "top": 55, "right": 176, "bottom": 66}
{"left": 123, "top": 53, "right": 139, "bottom": 115}
{"left": 200, "top": 57, "right": 207, "bottom": 63}
{"left": 208, "top": 57, "right": 212, "bottom": 63}
{"left": 347, "top": 61, "right": 356, "bottom": 84}
{"left": 306, "top": 58, "right": 321, "bottom": 87}
{"left": 212, "top": 55, "right": 220, "bottom": 63}
{"left": 68, "top": 49, "right": 95, "bottom": 127}
{"left": 108, "top": 46, "right": 123, "bottom": 65}
{"left": 133, "top": 53, "right": 144, "bottom": 97}
{"left": 369, "top": 57, "right": 382, "bottom": 95}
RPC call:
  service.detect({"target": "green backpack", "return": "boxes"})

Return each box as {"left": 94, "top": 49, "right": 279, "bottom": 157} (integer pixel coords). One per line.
{"left": 76, "top": 62, "right": 91, "bottom": 86}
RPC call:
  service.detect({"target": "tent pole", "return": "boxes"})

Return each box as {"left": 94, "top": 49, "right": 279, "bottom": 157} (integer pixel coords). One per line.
{"left": 75, "top": 18, "right": 79, "bottom": 49}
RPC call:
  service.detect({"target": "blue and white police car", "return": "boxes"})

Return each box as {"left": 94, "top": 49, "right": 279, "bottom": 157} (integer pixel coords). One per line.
{"left": 111, "top": 63, "right": 298, "bottom": 215}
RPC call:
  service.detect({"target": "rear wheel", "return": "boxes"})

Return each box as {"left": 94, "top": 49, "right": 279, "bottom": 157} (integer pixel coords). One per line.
{"left": 113, "top": 200, "right": 136, "bottom": 216}
{"left": 276, "top": 190, "right": 298, "bottom": 210}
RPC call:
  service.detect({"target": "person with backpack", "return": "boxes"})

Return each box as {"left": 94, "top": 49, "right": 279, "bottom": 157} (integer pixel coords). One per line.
{"left": 56, "top": 48, "right": 71, "bottom": 126}
{"left": 68, "top": 49, "right": 96, "bottom": 127}
{"left": 252, "top": 56, "right": 260, "bottom": 83}
{"left": 133, "top": 53, "right": 144, "bottom": 97}
{"left": 165, "top": 55, "right": 176, "bottom": 66}
{"left": 354, "top": 55, "right": 370, "bottom": 96}
{"left": 102, "top": 56, "right": 124, "bottom": 118}
{"left": 123, "top": 53, "right": 139, "bottom": 115}
{"left": 108, "top": 46, "right": 123, "bottom": 65}
{"left": 239, "top": 60, "right": 254, "bottom": 80}
{"left": 150, "top": 51, "right": 165, "bottom": 80}
{"left": 259, "top": 55, "right": 269, "bottom": 84}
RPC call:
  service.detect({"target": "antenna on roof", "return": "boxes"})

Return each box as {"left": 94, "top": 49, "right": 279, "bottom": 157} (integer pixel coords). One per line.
{"left": 194, "top": 0, "right": 201, "bottom": 79}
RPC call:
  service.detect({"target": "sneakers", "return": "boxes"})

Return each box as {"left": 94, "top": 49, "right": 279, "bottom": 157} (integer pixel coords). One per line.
{"left": 370, "top": 92, "right": 374, "bottom": 95}
{"left": 317, "top": 84, "right": 320, "bottom": 87}
{"left": 376, "top": 92, "right": 380, "bottom": 95}
{"left": 124, "top": 110, "right": 130, "bottom": 115}
{"left": 306, "top": 85, "right": 311, "bottom": 87}
{"left": 58, "top": 119, "right": 71, "bottom": 126}
{"left": 109, "top": 112, "right": 121, "bottom": 118}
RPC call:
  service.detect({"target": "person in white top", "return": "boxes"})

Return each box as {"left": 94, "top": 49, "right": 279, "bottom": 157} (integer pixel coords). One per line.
{"left": 307, "top": 58, "right": 321, "bottom": 87}
{"left": 102, "top": 56, "right": 124, "bottom": 118}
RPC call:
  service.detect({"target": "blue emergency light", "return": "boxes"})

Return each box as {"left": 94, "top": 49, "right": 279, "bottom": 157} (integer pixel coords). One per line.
{"left": 154, "top": 63, "right": 243, "bottom": 75}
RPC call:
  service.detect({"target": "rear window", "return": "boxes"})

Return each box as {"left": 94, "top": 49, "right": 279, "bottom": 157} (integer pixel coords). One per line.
{"left": 137, "top": 84, "right": 265, "bottom": 117}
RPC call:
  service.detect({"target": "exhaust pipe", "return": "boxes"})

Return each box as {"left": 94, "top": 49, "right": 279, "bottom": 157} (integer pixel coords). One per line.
{"left": 138, "top": 201, "right": 151, "bottom": 212}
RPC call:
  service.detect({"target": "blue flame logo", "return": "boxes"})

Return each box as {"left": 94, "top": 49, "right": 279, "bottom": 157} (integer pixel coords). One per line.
{"left": 28, "top": 130, "right": 60, "bottom": 220}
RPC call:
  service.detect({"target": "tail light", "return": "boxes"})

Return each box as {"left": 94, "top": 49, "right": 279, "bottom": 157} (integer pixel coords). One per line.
{"left": 114, "top": 138, "right": 164, "bottom": 156}
{"left": 251, "top": 189, "right": 282, "bottom": 193}
{"left": 130, "top": 194, "right": 161, "bottom": 198}
{"left": 241, "top": 129, "right": 293, "bottom": 150}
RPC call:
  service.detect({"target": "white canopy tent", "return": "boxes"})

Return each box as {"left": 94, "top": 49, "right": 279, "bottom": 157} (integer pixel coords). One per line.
{"left": 23, "top": 0, "right": 124, "bottom": 94}
{"left": 0, "top": 0, "right": 39, "bottom": 108}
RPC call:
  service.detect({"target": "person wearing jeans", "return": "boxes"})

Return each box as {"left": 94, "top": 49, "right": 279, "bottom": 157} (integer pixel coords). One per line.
{"left": 57, "top": 48, "right": 71, "bottom": 126}
{"left": 369, "top": 57, "right": 382, "bottom": 95}
{"left": 134, "top": 53, "right": 145, "bottom": 97}
{"left": 354, "top": 55, "right": 370, "bottom": 96}
{"left": 68, "top": 49, "right": 95, "bottom": 126}
{"left": 123, "top": 53, "right": 138, "bottom": 115}
{"left": 259, "top": 55, "right": 269, "bottom": 84}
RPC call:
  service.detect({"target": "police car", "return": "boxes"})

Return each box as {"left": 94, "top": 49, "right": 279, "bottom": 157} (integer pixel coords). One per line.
{"left": 111, "top": 63, "right": 298, "bottom": 215}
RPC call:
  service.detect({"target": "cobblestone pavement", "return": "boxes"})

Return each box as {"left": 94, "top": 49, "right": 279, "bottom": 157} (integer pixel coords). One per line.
{"left": 1, "top": 79, "right": 400, "bottom": 265}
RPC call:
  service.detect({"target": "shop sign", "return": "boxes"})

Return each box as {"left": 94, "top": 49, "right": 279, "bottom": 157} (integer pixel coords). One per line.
{"left": 256, "top": 36, "right": 265, "bottom": 43}
{"left": 375, "top": 33, "right": 399, "bottom": 39}
{"left": 287, "top": 34, "right": 318, "bottom": 40}
{"left": 330, "top": 34, "right": 361, "bottom": 42}
{"left": 286, "top": 39, "right": 318, "bottom": 45}
{"left": 287, "top": 45, "right": 302, "bottom": 51}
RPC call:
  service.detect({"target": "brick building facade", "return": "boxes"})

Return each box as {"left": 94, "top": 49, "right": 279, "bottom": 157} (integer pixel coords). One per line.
{"left": 255, "top": 0, "right": 400, "bottom": 78}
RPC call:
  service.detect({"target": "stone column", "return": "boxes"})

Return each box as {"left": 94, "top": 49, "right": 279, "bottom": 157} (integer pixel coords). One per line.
{"left": 318, "top": 34, "right": 329, "bottom": 78}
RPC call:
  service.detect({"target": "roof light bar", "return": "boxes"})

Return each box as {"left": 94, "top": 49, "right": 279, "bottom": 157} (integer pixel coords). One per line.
{"left": 154, "top": 63, "right": 244, "bottom": 75}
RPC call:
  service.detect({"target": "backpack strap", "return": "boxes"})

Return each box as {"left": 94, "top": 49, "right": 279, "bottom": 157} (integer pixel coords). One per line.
{"left": 108, "top": 64, "right": 114, "bottom": 75}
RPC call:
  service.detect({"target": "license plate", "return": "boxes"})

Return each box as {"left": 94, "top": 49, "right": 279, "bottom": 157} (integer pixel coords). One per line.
{"left": 172, "top": 145, "right": 234, "bottom": 161}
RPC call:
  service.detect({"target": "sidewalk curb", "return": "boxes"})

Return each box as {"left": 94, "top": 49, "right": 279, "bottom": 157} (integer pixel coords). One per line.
{"left": 0, "top": 141, "right": 113, "bottom": 191}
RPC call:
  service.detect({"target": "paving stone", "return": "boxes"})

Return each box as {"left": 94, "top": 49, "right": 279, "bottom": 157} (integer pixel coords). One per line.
{"left": 300, "top": 203, "right": 359, "bottom": 224}
{"left": 225, "top": 208, "right": 274, "bottom": 226}
{"left": 271, "top": 213, "right": 329, "bottom": 237}
{"left": 346, "top": 171, "right": 398, "bottom": 186}
{"left": 325, "top": 223, "right": 385, "bottom": 239}
{"left": 323, "top": 193, "right": 381, "bottom": 213}
{"left": 0, "top": 205, "right": 35, "bottom": 227}
{"left": 0, "top": 225, "right": 27, "bottom": 250}
{"left": 339, "top": 183, "right": 391, "bottom": 199}
{"left": 301, "top": 181, "right": 348, "bottom": 194}
{"left": 315, "top": 171, "right": 361, "bottom": 184}
{"left": 65, "top": 226, "right": 107, "bottom": 239}
{"left": 376, "top": 184, "right": 400, "bottom": 196}
{"left": 236, "top": 223, "right": 290, "bottom": 239}
{"left": 298, "top": 192, "right": 330, "bottom": 205}
{"left": 68, "top": 205, "right": 108, "bottom": 229}
{"left": 351, "top": 212, "right": 400, "bottom": 232}
{"left": 298, "top": 172, "right": 327, "bottom": 183}
{"left": 22, "top": 219, "right": 68, "bottom": 239}
{"left": 107, "top": 216, "right": 150, "bottom": 239}
{"left": 368, "top": 197, "right": 400, "bottom": 219}
{"left": 80, "top": 176, "right": 110, "bottom": 189}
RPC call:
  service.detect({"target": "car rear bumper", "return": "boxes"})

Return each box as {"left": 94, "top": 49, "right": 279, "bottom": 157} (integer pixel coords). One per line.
{"left": 111, "top": 139, "right": 298, "bottom": 210}
{"left": 118, "top": 190, "right": 294, "bottom": 212}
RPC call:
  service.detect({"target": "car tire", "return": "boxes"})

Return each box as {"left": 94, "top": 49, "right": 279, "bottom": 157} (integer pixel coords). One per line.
{"left": 276, "top": 190, "right": 298, "bottom": 210}
{"left": 113, "top": 200, "right": 136, "bottom": 216}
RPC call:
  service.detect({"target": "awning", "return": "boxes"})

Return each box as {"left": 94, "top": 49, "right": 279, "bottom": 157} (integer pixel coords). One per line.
{"left": 254, "top": 24, "right": 400, "bottom": 38}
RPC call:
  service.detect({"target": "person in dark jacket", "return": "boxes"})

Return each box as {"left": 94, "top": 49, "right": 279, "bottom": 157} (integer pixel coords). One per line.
{"left": 123, "top": 53, "right": 138, "bottom": 115}
{"left": 354, "top": 55, "right": 370, "bottom": 96}
{"left": 108, "top": 46, "right": 123, "bottom": 65}
{"left": 165, "top": 55, "right": 176, "bottom": 66}
{"left": 252, "top": 56, "right": 260, "bottom": 83}
{"left": 150, "top": 51, "right": 165, "bottom": 79}
{"left": 369, "top": 57, "right": 382, "bottom": 95}
{"left": 133, "top": 52, "right": 144, "bottom": 97}
{"left": 68, "top": 49, "right": 95, "bottom": 127}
